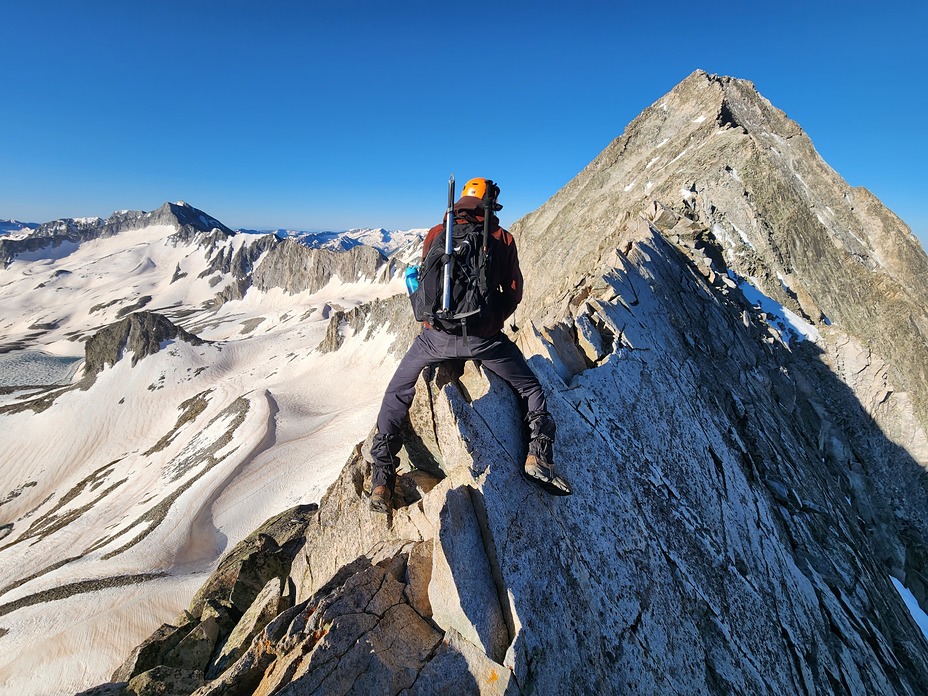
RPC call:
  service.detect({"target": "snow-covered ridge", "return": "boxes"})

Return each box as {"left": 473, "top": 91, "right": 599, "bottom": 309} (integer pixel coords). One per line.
{"left": 0, "top": 219, "right": 40, "bottom": 241}
{"left": 2, "top": 205, "right": 425, "bottom": 271}
{"left": 244, "top": 226, "right": 426, "bottom": 257}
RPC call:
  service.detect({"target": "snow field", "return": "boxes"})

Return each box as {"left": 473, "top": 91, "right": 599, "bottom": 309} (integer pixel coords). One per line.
{"left": 0, "top": 222, "right": 407, "bottom": 695}
{"left": 0, "top": 574, "right": 205, "bottom": 695}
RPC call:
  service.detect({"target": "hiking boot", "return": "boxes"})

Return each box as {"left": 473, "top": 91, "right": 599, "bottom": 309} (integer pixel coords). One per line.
{"left": 370, "top": 485, "right": 392, "bottom": 513}
{"left": 523, "top": 453, "right": 572, "bottom": 496}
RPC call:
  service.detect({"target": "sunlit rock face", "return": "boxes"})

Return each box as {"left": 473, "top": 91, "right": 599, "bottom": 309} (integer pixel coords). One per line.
{"left": 514, "top": 68, "right": 928, "bottom": 629}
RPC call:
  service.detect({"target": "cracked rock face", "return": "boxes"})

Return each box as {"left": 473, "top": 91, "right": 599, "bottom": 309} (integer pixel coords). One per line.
{"left": 515, "top": 70, "right": 928, "bottom": 434}
{"left": 197, "top": 235, "right": 395, "bottom": 306}
{"left": 319, "top": 293, "right": 418, "bottom": 359}
{"left": 251, "top": 239, "right": 389, "bottom": 296}
{"left": 88, "top": 317, "right": 928, "bottom": 693}
{"left": 514, "top": 68, "right": 928, "bottom": 659}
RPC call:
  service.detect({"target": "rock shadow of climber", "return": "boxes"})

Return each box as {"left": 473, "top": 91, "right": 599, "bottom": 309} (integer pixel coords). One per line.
{"left": 422, "top": 361, "right": 541, "bottom": 693}
{"left": 421, "top": 485, "right": 520, "bottom": 693}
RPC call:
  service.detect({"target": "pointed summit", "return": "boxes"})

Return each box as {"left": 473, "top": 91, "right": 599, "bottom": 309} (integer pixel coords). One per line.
{"left": 515, "top": 70, "right": 928, "bottom": 452}
{"left": 134, "top": 201, "right": 236, "bottom": 243}
{"left": 658, "top": 69, "right": 800, "bottom": 138}
{"left": 515, "top": 69, "right": 927, "bottom": 331}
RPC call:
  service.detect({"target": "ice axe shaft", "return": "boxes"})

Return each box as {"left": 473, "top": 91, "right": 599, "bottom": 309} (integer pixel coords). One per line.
{"left": 441, "top": 174, "right": 455, "bottom": 313}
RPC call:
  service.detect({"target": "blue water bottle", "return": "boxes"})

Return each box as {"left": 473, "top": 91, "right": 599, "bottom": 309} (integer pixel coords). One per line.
{"left": 404, "top": 265, "right": 419, "bottom": 295}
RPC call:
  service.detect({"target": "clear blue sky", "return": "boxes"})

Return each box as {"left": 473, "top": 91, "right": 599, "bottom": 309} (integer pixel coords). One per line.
{"left": 2, "top": 1, "right": 926, "bottom": 242}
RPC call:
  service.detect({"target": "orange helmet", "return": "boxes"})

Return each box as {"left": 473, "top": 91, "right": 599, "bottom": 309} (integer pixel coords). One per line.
{"left": 461, "top": 177, "right": 489, "bottom": 199}
{"left": 457, "top": 177, "right": 502, "bottom": 211}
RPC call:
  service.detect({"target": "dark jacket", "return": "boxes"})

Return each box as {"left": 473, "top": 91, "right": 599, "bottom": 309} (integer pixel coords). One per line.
{"left": 421, "top": 213, "right": 523, "bottom": 337}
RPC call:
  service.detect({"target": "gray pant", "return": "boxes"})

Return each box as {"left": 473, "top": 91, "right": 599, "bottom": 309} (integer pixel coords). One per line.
{"left": 371, "top": 328, "right": 548, "bottom": 491}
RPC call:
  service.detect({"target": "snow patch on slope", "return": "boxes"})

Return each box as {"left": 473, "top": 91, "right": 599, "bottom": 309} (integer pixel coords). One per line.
{"left": 728, "top": 271, "right": 821, "bottom": 345}
{"left": 891, "top": 577, "right": 928, "bottom": 644}
{"left": 0, "top": 220, "right": 39, "bottom": 240}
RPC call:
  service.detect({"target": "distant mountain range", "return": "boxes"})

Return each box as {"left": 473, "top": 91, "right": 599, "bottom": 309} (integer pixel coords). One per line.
{"left": 1, "top": 213, "right": 424, "bottom": 259}
{"left": 245, "top": 227, "right": 427, "bottom": 257}
{"left": 0, "top": 219, "right": 38, "bottom": 239}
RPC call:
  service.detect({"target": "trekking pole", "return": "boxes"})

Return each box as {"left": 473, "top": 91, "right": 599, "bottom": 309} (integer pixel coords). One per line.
{"left": 441, "top": 174, "right": 455, "bottom": 314}
{"left": 482, "top": 179, "right": 494, "bottom": 254}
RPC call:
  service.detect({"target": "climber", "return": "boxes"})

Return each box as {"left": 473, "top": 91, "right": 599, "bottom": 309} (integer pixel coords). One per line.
{"left": 368, "top": 177, "right": 571, "bottom": 513}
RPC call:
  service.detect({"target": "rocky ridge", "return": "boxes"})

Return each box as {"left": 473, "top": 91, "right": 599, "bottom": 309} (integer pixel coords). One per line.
{"left": 514, "top": 69, "right": 928, "bottom": 624}
{"left": 319, "top": 293, "right": 418, "bottom": 359}
{"left": 517, "top": 70, "right": 928, "bottom": 430}
{"left": 83, "top": 216, "right": 928, "bottom": 693}
{"left": 252, "top": 240, "right": 391, "bottom": 295}
{"left": 83, "top": 312, "right": 207, "bottom": 379}
{"left": 67, "top": 71, "right": 928, "bottom": 694}
{"left": 0, "top": 200, "right": 408, "bottom": 314}
{"left": 0, "top": 202, "right": 237, "bottom": 267}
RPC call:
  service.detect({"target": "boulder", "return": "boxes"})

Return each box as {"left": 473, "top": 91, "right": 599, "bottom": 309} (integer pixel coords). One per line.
{"left": 404, "top": 540, "right": 433, "bottom": 619}
{"left": 259, "top": 555, "right": 443, "bottom": 695}
{"left": 126, "top": 666, "right": 204, "bottom": 696}
{"left": 188, "top": 504, "right": 315, "bottom": 619}
{"left": 163, "top": 616, "right": 219, "bottom": 673}
{"left": 428, "top": 486, "right": 509, "bottom": 664}
{"left": 111, "top": 622, "right": 196, "bottom": 683}
{"left": 207, "top": 577, "right": 287, "bottom": 678}
{"left": 401, "top": 628, "right": 513, "bottom": 696}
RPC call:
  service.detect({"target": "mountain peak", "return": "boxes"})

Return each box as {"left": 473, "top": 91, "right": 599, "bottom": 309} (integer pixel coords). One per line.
{"left": 645, "top": 69, "right": 798, "bottom": 141}
{"left": 512, "top": 70, "right": 862, "bottom": 324}
{"left": 147, "top": 201, "right": 235, "bottom": 237}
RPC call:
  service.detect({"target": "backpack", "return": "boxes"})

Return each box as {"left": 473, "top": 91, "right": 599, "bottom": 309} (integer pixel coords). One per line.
{"left": 411, "top": 219, "right": 495, "bottom": 333}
